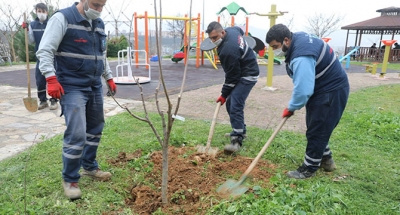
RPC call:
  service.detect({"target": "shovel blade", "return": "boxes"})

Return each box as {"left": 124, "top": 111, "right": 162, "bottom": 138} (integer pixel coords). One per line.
{"left": 196, "top": 145, "right": 219, "bottom": 157}
{"left": 23, "top": 97, "right": 38, "bottom": 112}
{"left": 216, "top": 179, "right": 249, "bottom": 199}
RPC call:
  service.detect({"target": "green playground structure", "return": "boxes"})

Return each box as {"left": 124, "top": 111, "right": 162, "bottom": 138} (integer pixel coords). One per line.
{"left": 263, "top": 54, "right": 282, "bottom": 65}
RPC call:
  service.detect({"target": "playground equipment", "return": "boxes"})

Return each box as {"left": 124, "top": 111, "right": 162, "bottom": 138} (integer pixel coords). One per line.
{"left": 133, "top": 12, "right": 202, "bottom": 68}
{"left": 364, "top": 63, "right": 379, "bottom": 76}
{"left": 114, "top": 47, "right": 151, "bottom": 84}
{"left": 339, "top": 46, "right": 360, "bottom": 69}
{"left": 171, "top": 42, "right": 198, "bottom": 63}
{"left": 262, "top": 53, "right": 282, "bottom": 65}
{"left": 249, "top": 4, "right": 287, "bottom": 91}
{"left": 322, "top": 37, "right": 331, "bottom": 43}
{"left": 201, "top": 2, "right": 265, "bottom": 69}
{"left": 216, "top": 2, "right": 249, "bottom": 35}
{"left": 200, "top": 35, "right": 258, "bottom": 69}
{"left": 200, "top": 36, "right": 218, "bottom": 69}
{"left": 200, "top": 2, "right": 250, "bottom": 70}
{"left": 379, "top": 39, "right": 397, "bottom": 79}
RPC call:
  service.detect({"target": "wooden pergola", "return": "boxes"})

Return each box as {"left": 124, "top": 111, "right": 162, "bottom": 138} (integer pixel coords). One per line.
{"left": 341, "top": 6, "right": 400, "bottom": 62}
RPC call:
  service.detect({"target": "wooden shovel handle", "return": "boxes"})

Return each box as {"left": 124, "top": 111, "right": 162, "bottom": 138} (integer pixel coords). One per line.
{"left": 205, "top": 102, "right": 221, "bottom": 150}
{"left": 237, "top": 117, "right": 288, "bottom": 184}
{"left": 24, "top": 13, "right": 31, "bottom": 97}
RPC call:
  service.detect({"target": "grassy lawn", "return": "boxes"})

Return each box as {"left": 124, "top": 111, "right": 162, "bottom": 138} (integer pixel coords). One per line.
{"left": 1, "top": 84, "right": 400, "bottom": 214}
{"left": 342, "top": 61, "right": 400, "bottom": 70}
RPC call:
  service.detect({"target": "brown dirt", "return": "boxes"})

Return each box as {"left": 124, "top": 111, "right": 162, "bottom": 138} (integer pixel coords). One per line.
{"left": 108, "top": 147, "right": 276, "bottom": 215}
{"left": 108, "top": 72, "right": 400, "bottom": 214}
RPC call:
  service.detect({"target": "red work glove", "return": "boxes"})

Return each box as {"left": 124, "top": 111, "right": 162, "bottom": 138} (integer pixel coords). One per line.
{"left": 107, "top": 79, "right": 117, "bottom": 95}
{"left": 46, "top": 76, "right": 64, "bottom": 99}
{"left": 216, "top": 95, "right": 226, "bottom": 105}
{"left": 22, "top": 22, "right": 28, "bottom": 30}
{"left": 282, "top": 108, "right": 294, "bottom": 118}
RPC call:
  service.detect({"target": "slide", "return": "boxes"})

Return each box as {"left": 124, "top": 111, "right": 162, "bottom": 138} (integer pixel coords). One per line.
{"left": 264, "top": 54, "right": 283, "bottom": 65}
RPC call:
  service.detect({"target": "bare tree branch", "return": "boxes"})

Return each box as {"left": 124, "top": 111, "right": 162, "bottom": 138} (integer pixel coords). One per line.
{"left": 165, "top": 18, "right": 185, "bottom": 46}
{"left": 283, "top": 14, "right": 295, "bottom": 30}
{"left": 0, "top": 4, "right": 29, "bottom": 62}
{"left": 305, "top": 13, "right": 345, "bottom": 38}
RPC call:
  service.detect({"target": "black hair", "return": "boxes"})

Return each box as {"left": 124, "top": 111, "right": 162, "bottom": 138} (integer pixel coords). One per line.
{"left": 35, "top": 3, "right": 48, "bottom": 12}
{"left": 265, "top": 24, "right": 291, "bottom": 44}
{"left": 206, "top": 21, "right": 223, "bottom": 34}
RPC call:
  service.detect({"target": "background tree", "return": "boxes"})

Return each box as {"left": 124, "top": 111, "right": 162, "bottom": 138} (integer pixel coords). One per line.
{"left": 15, "top": 1, "right": 60, "bottom": 62}
{"left": 305, "top": 13, "right": 345, "bottom": 38}
{"left": 283, "top": 14, "right": 295, "bottom": 30}
{"left": 107, "top": 35, "right": 129, "bottom": 58}
{"left": 0, "top": 4, "right": 28, "bottom": 62}
{"left": 166, "top": 17, "right": 185, "bottom": 47}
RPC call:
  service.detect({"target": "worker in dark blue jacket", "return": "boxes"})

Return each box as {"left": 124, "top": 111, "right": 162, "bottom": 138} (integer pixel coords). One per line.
{"left": 266, "top": 24, "right": 349, "bottom": 179}
{"left": 206, "top": 21, "right": 259, "bottom": 154}
{"left": 22, "top": 3, "right": 58, "bottom": 110}
{"left": 37, "top": 0, "right": 116, "bottom": 200}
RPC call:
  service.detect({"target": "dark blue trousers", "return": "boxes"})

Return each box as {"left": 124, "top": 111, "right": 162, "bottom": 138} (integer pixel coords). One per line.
{"left": 225, "top": 78, "right": 257, "bottom": 139}
{"left": 304, "top": 86, "right": 349, "bottom": 171}
{"left": 35, "top": 61, "right": 47, "bottom": 102}
{"left": 60, "top": 88, "right": 105, "bottom": 182}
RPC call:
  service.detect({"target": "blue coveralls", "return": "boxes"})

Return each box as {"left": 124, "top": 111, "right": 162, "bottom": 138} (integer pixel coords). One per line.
{"left": 217, "top": 27, "right": 259, "bottom": 141}
{"left": 56, "top": 4, "right": 107, "bottom": 182}
{"left": 285, "top": 32, "right": 350, "bottom": 172}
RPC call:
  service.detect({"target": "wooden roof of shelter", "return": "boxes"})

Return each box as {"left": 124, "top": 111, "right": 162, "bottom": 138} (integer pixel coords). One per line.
{"left": 341, "top": 6, "right": 400, "bottom": 34}
{"left": 341, "top": 6, "right": 400, "bottom": 57}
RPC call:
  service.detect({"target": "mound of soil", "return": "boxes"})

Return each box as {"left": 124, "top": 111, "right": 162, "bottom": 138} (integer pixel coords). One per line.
{"left": 108, "top": 146, "right": 278, "bottom": 214}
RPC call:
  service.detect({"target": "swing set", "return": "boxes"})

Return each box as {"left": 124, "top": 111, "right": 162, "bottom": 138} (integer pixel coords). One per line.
{"left": 133, "top": 12, "right": 202, "bottom": 68}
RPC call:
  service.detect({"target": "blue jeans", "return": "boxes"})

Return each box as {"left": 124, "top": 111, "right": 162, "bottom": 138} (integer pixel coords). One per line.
{"left": 225, "top": 78, "right": 257, "bottom": 139}
{"left": 304, "top": 86, "right": 349, "bottom": 171}
{"left": 60, "top": 88, "right": 105, "bottom": 182}
{"left": 35, "top": 61, "right": 47, "bottom": 102}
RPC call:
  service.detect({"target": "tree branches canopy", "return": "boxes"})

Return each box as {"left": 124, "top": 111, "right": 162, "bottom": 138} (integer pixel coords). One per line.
{"left": 305, "top": 13, "right": 345, "bottom": 38}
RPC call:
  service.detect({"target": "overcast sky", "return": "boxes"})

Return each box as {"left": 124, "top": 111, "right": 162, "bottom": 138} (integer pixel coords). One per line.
{"left": 7, "top": 0, "right": 400, "bottom": 49}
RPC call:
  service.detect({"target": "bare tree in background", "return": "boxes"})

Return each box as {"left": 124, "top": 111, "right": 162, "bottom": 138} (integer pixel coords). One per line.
{"left": 283, "top": 14, "right": 295, "bottom": 30}
{"left": 166, "top": 17, "right": 185, "bottom": 47}
{"left": 305, "top": 13, "right": 345, "bottom": 38}
{"left": 0, "top": 4, "right": 28, "bottom": 62}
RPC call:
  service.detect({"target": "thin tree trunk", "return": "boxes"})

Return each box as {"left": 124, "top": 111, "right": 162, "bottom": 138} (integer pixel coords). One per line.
{"left": 161, "top": 139, "right": 169, "bottom": 204}
{"left": 11, "top": 36, "right": 16, "bottom": 62}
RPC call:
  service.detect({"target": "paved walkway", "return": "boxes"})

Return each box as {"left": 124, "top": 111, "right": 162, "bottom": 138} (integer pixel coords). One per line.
{"left": 0, "top": 64, "right": 142, "bottom": 161}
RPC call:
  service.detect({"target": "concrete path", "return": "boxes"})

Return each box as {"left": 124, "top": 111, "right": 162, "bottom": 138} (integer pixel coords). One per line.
{"left": 0, "top": 63, "right": 143, "bottom": 161}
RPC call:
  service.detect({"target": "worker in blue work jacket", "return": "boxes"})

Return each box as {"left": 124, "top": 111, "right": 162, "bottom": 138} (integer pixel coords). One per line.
{"left": 36, "top": 0, "right": 116, "bottom": 200}
{"left": 265, "top": 24, "right": 349, "bottom": 179}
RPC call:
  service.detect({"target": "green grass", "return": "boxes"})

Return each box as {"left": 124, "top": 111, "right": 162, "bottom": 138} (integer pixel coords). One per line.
{"left": 1, "top": 85, "right": 400, "bottom": 214}
{"left": 343, "top": 61, "right": 400, "bottom": 70}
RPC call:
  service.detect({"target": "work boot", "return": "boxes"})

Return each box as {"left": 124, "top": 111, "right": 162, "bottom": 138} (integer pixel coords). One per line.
{"left": 38, "top": 101, "right": 48, "bottom": 110}
{"left": 224, "top": 136, "right": 242, "bottom": 155}
{"left": 320, "top": 156, "right": 337, "bottom": 172}
{"left": 81, "top": 168, "right": 112, "bottom": 181}
{"left": 62, "top": 181, "right": 82, "bottom": 200}
{"left": 224, "top": 133, "right": 247, "bottom": 139}
{"left": 49, "top": 98, "right": 58, "bottom": 110}
{"left": 287, "top": 164, "right": 316, "bottom": 179}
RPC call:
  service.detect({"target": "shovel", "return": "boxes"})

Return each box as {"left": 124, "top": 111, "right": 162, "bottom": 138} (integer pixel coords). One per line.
{"left": 196, "top": 102, "right": 221, "bottom": 157}
{"left": 217, "top": 117, "right": 288, "bottom": 199}
{"left": 22, "top": 13, "right": 38, "bottom": 112}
